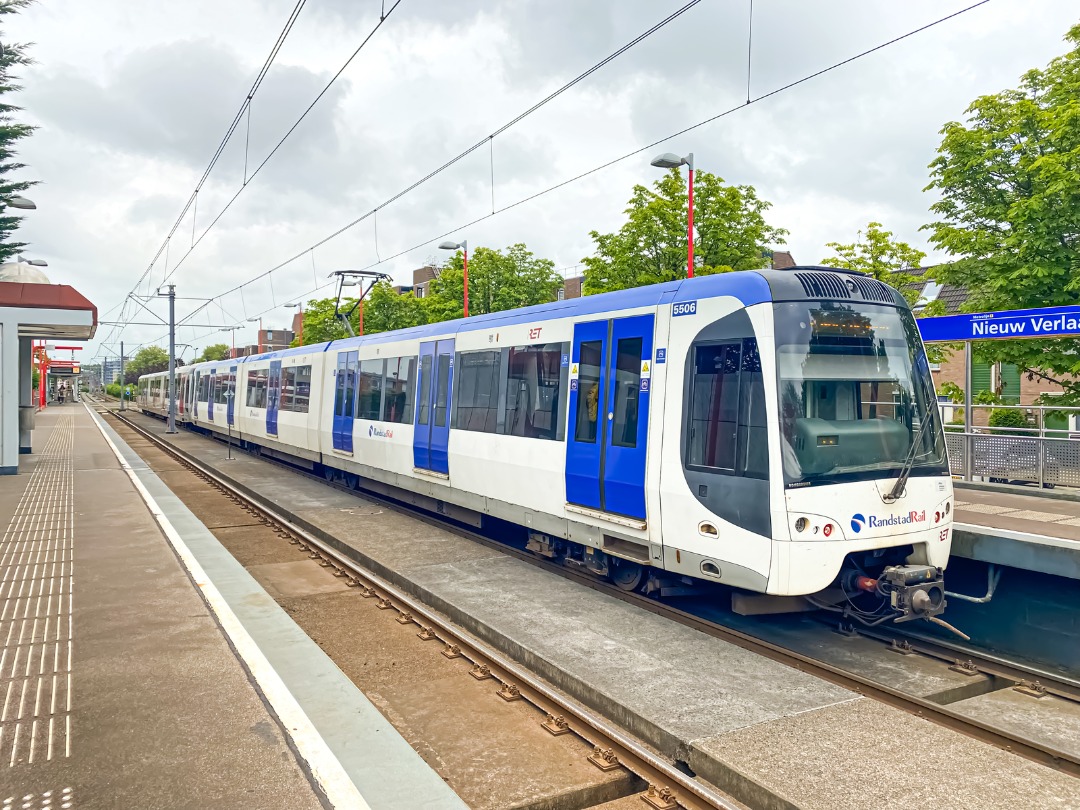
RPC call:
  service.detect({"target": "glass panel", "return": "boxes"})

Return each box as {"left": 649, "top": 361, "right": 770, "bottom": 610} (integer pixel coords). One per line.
{"left": 574, "top": 340, "right": 603, "bottom": 443}
{"left": 383, "top": 357, "right": 414, "bottom": 424}
{"left": 688, "top": 343, "right": 741, "bottom": 470}
{"left": 774, "top": 302, "right": 948, "bottom": 484}
{"left": 292, "top": 365, "right": 311, "bottom": 414}
{"left": 456, "top": 350, "right": 501, "bottom": 433}
{"left": 434, "top": 353, "right": 451, "bottom": 428}
{"left": 737, "top": 339, "right": 768, "bottom": 478}
{"left": 417, "top": 354, "right": 432, "bottom": 425}
{"left": 504, "top": 342, "right": 566, "bottom": 440}
{"left": 334, "top": 359, "right": 346, "bottom": 416}
{"left": 358, "top": 358, "right": 384, "bottom": 420}
{"left": 611, "top": 337, "right": 642, "bottom": 448}
{"left": 342, "top": 356, "right": 356, "bottom": 420}
{"left": 280, "top": 367, "right": 295, "bottom": 411}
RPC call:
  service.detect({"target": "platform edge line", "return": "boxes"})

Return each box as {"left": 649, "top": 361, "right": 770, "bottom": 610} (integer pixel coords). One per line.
{"left": 83, "top": 405, "right": 369, "bottom": 810}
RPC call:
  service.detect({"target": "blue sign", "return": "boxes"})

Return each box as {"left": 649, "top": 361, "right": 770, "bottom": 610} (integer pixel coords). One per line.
{"left": 570, "top": 379, "right": 578, "bottom": 391}
{"left": 918, "top": 305, "right": 1080, "bottom": 343}
{"left": 655, "top": 348, "right": 666, "bottom": 364}
{"left": 640, "top": 378, "right": 650, "bottom": 392}
{"left": 561, "top": 353, "right": 570, "bottom": 367}
{"left": 672, "top": 300, "right": 697, "bottom": 317}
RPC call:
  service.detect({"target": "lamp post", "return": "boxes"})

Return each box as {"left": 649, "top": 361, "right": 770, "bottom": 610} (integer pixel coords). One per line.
{"left": 438, "top": 239, "right": 469, "bottom": 317}
{"left": 247, "top": 317, "right": 263, "bottom": 353}
{"left": 5, "top": 196, "right": 36, "bottom": 210}
{"left": 284, "top": 302, "right": 303, "bottom": 345}
{"left": 220, "top": 326, "right": 240, "bottom": 358}
{"left": 649, "top": 151, "right": 695, "bottom": 279}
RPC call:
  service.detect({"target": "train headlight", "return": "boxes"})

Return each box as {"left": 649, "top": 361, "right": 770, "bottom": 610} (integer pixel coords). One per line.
{"left": 795, "top": 517, "right": 809, "bottom": 533}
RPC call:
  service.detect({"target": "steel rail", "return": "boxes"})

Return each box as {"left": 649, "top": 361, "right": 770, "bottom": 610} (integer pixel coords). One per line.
{"left": 105, "top": 405, "right": 1080, "bottom": 779}
{"left": 104, "top": 406, "right": 744, "bottom": 810}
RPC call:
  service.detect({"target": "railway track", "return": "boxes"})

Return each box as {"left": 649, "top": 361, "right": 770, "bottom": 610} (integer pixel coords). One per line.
{"left": 103, "top": 403, "right": 1080, "bottom": 781}
{"left": 99, "top": 402, "right": 745, "bottom": 810}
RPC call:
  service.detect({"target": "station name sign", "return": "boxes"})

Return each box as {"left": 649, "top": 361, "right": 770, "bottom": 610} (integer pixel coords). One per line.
{"left": 917, "top": 305, "right": 1080, "bottom": 343}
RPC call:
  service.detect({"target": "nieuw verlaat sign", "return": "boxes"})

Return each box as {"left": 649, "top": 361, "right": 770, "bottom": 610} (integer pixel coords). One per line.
{"left": 917, "top": 305, "right": 1080, "bottom": 343}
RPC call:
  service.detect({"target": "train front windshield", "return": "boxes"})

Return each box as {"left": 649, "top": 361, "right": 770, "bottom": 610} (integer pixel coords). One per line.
{"left": 774, "top": 301, "right": 948, "bottom": 485}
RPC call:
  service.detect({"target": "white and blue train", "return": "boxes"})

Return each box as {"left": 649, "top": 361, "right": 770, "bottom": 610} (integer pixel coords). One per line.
{"left": 139, "top": 267, "right": 955, "bottom": 623}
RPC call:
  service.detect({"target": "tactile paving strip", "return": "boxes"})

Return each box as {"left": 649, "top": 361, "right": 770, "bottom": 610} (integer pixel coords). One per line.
{"left": 0, "top": 416, "right": 74, "bottom": 767}
{"left": 1, "top": 787, "right": 73, "bottom": 809}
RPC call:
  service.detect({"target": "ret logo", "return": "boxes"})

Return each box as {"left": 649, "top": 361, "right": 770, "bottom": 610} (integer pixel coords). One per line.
{"left": 850, "top": 513, "right": 866, "bottom": 534}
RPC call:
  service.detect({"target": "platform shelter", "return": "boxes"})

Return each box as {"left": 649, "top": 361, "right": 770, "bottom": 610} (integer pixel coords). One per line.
{"left": 0, "top": 270, "right": 97, "bottom": 474}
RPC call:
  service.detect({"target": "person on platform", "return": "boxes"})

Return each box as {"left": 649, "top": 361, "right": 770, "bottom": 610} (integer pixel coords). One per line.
{"left": 57, "top": 381, "right": 66, "bottom": 404}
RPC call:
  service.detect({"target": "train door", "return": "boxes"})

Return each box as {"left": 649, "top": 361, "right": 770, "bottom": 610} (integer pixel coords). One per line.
{"left": 226, "top": 365, "right": 237, "bottom": 426}
{"left": 413, "top": 339, "right": 455, "bottom": 474}
{"left": 332, "top": 351, "right": 358, "bottom": 453}
{"left": 565, "top": 314, "right": 654, "bottom": 520}
{"left": 266, "top": 360, "right": 282, "bottom": 436}
{"left": 208, "top": 371, "right": 216, "bottom": 420}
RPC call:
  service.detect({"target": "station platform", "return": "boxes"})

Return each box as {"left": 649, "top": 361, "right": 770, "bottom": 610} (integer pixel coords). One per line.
{"left": 121, "top": 410, "right": 1077, "bottom": 810}
{"left": 0, "top": 404, "right": 467, "bottom": 808}
{"left": 953, "top": 484, "right": 1080, "bottom": 580}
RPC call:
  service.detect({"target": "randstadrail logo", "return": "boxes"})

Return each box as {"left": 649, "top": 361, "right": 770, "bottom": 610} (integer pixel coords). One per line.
{"left": 850, "top": 510, "right": 926, "bottom": 534}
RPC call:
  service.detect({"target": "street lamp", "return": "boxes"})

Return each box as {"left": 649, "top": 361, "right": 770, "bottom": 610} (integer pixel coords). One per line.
{"left": 16, "top": 255, "right": 47, "bottom": 266}
{"left": 438, "top": 239, "right": 469, "bottom": 317}
{"left": 650, "top": 151, "right": 695, "bottom": 279}
{"left": 5, "top": 196, "right": 36, "bottom": 210}
{"left": 220, "top": 326, "right": 240, "bottom": 358}
{"left": 247, "top": 317, "right": 263, "bottom": 353}
{"left": 284, "top": 302, "right": 303, "bottom": 345}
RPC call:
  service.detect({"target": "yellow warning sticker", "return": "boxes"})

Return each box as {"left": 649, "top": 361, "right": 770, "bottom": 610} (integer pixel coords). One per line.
{"left": 641, "top": 361, "right": 650, "bottom": 373}
{"left": 571, "top": 364, "right": 578, "bottom": 375}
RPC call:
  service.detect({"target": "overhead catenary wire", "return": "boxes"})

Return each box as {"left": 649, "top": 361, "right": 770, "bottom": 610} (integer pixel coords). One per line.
{"left": 171, "top": 0, "right": 989, "bottom": 341}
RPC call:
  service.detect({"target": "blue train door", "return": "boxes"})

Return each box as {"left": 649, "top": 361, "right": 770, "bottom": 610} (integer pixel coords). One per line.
{"left": 226, "top": 365, "right": 237, "bottom": 426}
{"left": 413, "top": 339, "right": 455, "bottom": 474}
{"left": 266, "top": 360, "right": 282, "bottom": 436}
{"left": 332, "top": 351, "right": 358, "bottom": 453}
{"left": 565, "top": 314, "right": 654, "bottom": 520}
{"left": 207, "top": 371, "right": 216, "bottom": 420}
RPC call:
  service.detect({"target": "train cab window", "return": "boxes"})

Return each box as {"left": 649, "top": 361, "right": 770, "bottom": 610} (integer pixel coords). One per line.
{"left": 383, "top": 357, "right": 415, "bottom": 424}
{"left": 504, "top": 342, "right": 568, "bottom": 441}
{"left": 574, "top": 340, "right": 603, "bottom": 443}
{"left": 246, "top": 369, "right": 268, "bottom": 408}
{"left": 358, "top": 359, "right": 384, "bottom": 420}
{"left": 611, "top": 337, "right": 642, "bottom": 448}
{"left": 455, "top": 350, "right": 500, "bottom": 433}
{"left": 417, "top": 355, "right": 433, "bottom": 425}
{"left": 433, "top": 354, "right": 451, "bottom": 427}
{"left": 687, "top": 338, "right": 766, "bottom": 478}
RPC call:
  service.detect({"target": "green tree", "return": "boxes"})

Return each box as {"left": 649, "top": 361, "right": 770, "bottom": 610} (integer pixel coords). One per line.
{"left": 428, "top": 243, "right": 561, "bottom": 320}
{"left": 293, "top": 296, "right": 358, "bottom": 345}
{"left": 195, "top": 343, "right": 229, "bottom": 363}
{"left": 362, "top": 280, "right": 429, "bottom": 334}
{"left": 924, "top": 24, "right": 1080, "bottom": 403}
{"left": 582, "top": 169, "right": 787, "bottom": 294}
{"left": 122, "top": 346, "right": 169, "bottom": 384}
{"left": 0, "top": 0, "right": 37, "bottom": 262}
{"left": 821, "top": 222, "right": 927, "bottom": 306}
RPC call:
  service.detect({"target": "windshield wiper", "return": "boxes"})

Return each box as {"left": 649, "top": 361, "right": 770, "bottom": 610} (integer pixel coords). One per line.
{"left": 883, "top": 403, "right": 937, "bottom": 503}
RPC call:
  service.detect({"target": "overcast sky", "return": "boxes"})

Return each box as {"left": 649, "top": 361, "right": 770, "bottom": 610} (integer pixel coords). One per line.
{"left": 6, "top": 0, "right": 1078, "bottom": 359}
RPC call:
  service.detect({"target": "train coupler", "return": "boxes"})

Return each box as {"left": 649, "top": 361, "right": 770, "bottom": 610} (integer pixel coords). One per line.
{"left": 880, "top": 564, "right": 946, "bottom": 622}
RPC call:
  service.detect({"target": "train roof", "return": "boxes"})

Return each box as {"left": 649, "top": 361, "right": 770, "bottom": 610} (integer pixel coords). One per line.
{"left": 155, "top": 266, "right": 905, "bottom": 377}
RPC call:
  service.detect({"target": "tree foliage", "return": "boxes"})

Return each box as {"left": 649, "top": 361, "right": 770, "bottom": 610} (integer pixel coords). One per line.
{"left": 0, "top": 0, "right": 37, "bottom": 262}
{"left": 293, "top": 296, "right": 357, "bottom": 345}
{"left": 195, "top": 343, "right": 229, "bottom": 363}
{"left": 821, "top": 221, "right": 927, "bottom": 306}
{"left": 428, "top": 243, "right": 561, "bottom": 320}
{"left": 122, "top": 346, "right": 169, "bottom": 384}
{"left": 582, "top": 169, "right": 787, "bottom": 294}
{"left": 924, "top": 24, "right": 1080, "bottom": 402}
{"left": 362, "top": 280, "right": 429, "bottom": 335}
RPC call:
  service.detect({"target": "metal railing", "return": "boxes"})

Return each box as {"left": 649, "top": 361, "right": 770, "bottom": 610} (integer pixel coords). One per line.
{"left": 939, "top": 403, "right": 1080, "bottom": 488}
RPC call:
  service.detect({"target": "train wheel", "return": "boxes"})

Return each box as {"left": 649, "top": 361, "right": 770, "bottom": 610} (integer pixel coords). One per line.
{"left": 610, "top": 559, "right": 644, "bottom": 592}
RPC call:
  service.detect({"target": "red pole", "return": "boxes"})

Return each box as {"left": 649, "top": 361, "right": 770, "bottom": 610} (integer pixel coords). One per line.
{"left": 686, "top": 166, "right": 695, "bottom": 279}
{"left": 298, "top": 304, "right": 304, "bottom": 344}
{"left": 463, "top": 248, "right": 470, "bottom": 318}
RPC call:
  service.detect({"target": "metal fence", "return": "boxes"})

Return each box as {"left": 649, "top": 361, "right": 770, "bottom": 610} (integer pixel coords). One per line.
{"left": 940, "top": 403, "right": 1080, "bottom": 488}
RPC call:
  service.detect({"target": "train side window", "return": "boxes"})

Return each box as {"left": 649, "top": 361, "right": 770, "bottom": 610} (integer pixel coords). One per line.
{"left": 280, "top": 368, "right": 294, "bottom": 411}
{"left": 687, "top": 343, "right": 741, "bottom": 470}
{"left": 687, "top": 338, "right": 767, "bottom": 479}
{"left": 455, "top": 350, "right": 500, "bottom": 433}
{"left": 358, "top": 358, "right": 385, "bottom": 420}
{"left": 382, "top": 356, "right": 415, "bottom": 424}
{"left": 611, "top": 337, "right": 642, "bottom": 448}
{"left": 574, "top": 340, "right": 603, "bottom": 443}
{"left": 246, "top": 369, "right": 269, "bottom": 408}
{"left": 504, "top": 342, "right": 568, "bottom": 441}
{"left": 433, "top": 353, "right": 451, "bottom": 427}
{"left": 417, "top": 355, "right": 433, "bottom": 425}
{"left": 290, "top": 365, "right": 312, "bottom": 413}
